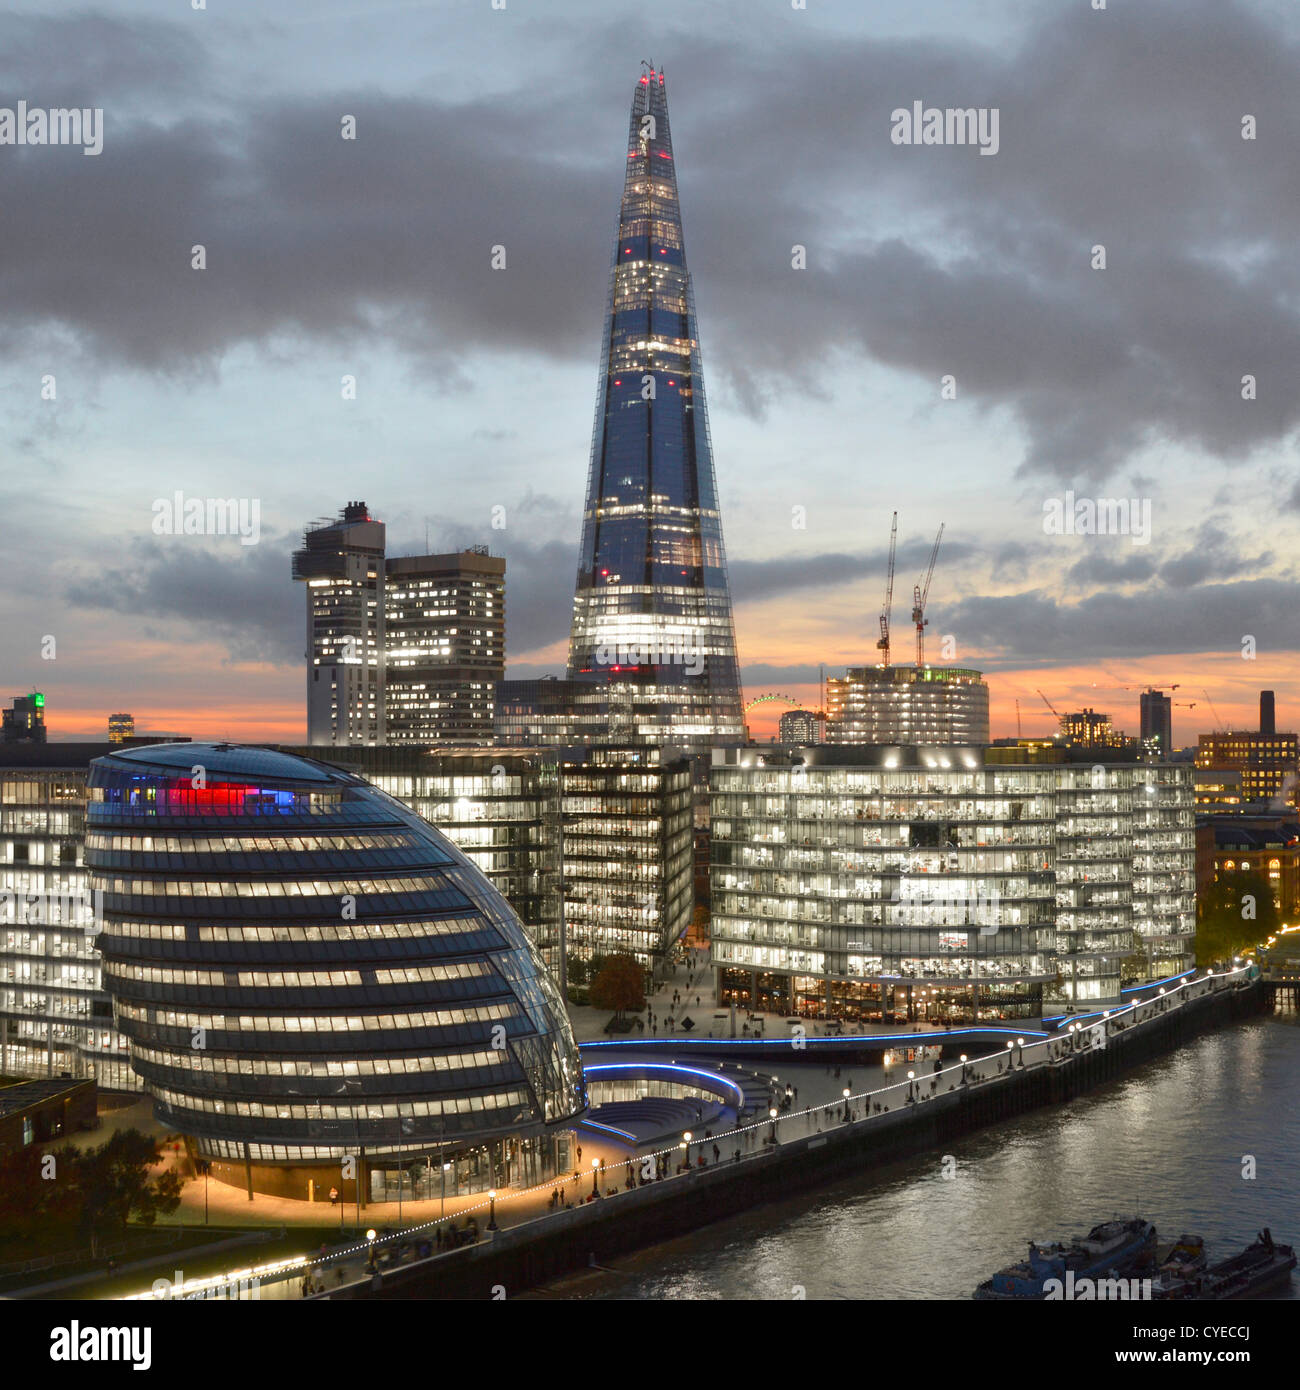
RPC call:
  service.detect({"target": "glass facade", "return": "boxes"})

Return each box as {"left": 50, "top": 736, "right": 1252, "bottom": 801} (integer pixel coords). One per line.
{"left": 384, "top": 550, "right": 504, "bottom": 745}
{"left": 87, "top": 743, "right": 586, "bottom": 1173}
{"left": 566, "top": 67, "right": 743, "bottom": 746}
{"left": 824, "top": 666, "right": 990, "bottom": 746}
{"left": 1, "top": 760, "right": 137, "bottom": 1090}
{"left": 559, "top": 752, "right": 694, "bottom": 969}
{"left": 291, "top": 502, "right": 387, "bottom": 746}
{"left": 710, "top": 747, "right": 1195, "bottom": 1021}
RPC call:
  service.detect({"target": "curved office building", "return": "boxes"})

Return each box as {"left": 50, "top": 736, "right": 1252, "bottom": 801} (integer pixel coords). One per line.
{"left": 86, "top": 742, "right": 586, "bottom": 1202}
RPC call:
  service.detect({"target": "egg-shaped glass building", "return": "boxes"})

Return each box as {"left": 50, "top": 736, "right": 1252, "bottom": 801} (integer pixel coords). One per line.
{"left": 87, "top": 742, "right": 585, "bottom": 1202}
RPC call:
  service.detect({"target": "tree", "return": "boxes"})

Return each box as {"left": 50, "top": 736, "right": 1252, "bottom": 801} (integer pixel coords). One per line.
{"left": 1196, "top": 868, "right": 1278, "bottom": 967}
{"left": 0, "top": 1144, "right": 82, "bottom": 1251}
{"left": 588, "top": 953, "right": 646, "bottom": 1020}
{"left": 74, "top": 1130, "right": 184, "bottom": 1255}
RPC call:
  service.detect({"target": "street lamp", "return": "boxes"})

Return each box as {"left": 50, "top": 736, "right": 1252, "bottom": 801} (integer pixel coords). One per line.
{"left": 591, "top": 1157, "right": 600, "bottom": 1197}
{"left": 841, "top": 1087, "right": 851, "bottom": 1122}
{"left": 366, "top": 1227, "right": 377, "bottom": 1272}
{"left": 487, "top": 1188, "right": 498, "bottom": 1231}
{"left": 441, "top": 1161, "right": 451, "bottom": 1223}
{"left": 906, "top": 1069, "right": 915, "bottom": 1103}
{"left": 959, "top": 1053, "right": 968, "bottom": 1085}
{"left": 768, "top": 1106, "right": 779, "bottom": 1145}
{"left": 1016, "top": 1036, "right": 1025, "bottom": 1068}
{"left": 682, "top": 1130, "right": 693, "bottom": 1166}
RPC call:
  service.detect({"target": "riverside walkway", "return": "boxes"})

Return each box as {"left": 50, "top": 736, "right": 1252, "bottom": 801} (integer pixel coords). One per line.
{"left": 120, "top": 962, "right": 1258, "bottom": 1301}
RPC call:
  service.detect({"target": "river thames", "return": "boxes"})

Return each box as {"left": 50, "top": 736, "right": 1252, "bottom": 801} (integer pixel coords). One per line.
{"left": 539, "top": 1009, "right": 1299, "bottom": 1300}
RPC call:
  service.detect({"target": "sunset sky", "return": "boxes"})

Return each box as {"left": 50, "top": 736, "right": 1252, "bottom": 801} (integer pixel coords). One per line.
{"left": 6, "top": 0, "right": 1300, "bottom": 747}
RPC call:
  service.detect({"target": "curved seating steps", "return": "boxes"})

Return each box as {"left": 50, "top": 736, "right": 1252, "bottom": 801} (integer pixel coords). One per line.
{"left": 584, "top": 1097, "right": 730, "bottom": 1141}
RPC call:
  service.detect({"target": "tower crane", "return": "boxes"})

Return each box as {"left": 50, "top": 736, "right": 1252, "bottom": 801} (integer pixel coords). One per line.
{"left": 1037, "top": 689, "right": 1063, "bottom": 719}
{"left": 1201, "top": 689, "right": 1227, "bottom": 731}
{"left": 912, "top": 523, "right": 944, "bottom": 667}
{"left": 876, "top": 511, "right": 898, "bottom": 668}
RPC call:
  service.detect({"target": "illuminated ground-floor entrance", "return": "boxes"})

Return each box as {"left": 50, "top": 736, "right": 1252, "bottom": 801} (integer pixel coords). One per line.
{"left": 717, "top": 969, "right": 1041, "bottom": 1024}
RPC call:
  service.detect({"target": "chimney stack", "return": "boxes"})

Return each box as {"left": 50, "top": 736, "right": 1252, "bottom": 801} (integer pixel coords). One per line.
{"left": 1260, "top": 690, "right": 1276, "bottom": 736}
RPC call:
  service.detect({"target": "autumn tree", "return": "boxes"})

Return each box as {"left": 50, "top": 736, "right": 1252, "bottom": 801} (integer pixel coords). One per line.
{"left": 588, "top": 953, "right": 646, "bottom": 1020}
{"left": 1196, "top": 868, "right": 1278, "bottom": 967}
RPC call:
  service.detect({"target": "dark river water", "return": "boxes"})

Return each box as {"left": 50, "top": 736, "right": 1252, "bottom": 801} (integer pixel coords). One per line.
{"left": 541, "top": 1011, "right": 1300, "bottom": 1300}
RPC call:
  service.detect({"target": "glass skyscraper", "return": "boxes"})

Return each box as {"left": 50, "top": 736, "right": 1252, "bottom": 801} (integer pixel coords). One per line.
{"left": 566, "top": 66, "right": 744, "bottom": 746}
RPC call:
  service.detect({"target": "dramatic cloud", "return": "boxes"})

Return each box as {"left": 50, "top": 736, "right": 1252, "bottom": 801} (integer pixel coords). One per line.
{"left": 5, "top": 1, "right": 1300, "bottom": 479}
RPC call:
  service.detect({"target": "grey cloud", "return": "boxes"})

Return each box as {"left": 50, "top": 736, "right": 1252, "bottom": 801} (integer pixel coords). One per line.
{"left": 64, "top": 536, "right": 301, "bottom": 664}
{"left": 7, "top": 2, "right": 1300, "bottom": 484}
{"left": 948, "top": 577, "right": 1300, "bottom": 665}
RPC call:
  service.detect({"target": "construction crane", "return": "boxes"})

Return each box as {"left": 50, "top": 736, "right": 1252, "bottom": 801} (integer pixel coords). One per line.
{"left": 912, "top": 523, "right": 944, "bottom": 667}
{"left": 1037, "top": 689, "right": 1063, "bottom": 720}
{"left": 1201, "top": 689, "right": 1227, "bottom": 731}
{"left": 1015, "top": 698, "right": 1022, "bottom": 738}
{"left": 876, "top": 511, "right": 898, "bottom": 668}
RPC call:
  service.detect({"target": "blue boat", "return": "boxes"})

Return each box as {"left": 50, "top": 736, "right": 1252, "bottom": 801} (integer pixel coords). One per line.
{"left": 975, "top": 1219, "right": 1157, "bottom": 1300}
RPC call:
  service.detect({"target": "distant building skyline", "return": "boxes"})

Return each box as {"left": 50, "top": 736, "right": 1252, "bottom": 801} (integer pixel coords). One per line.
{"left": 12, "top": 4, "right": 1300, "bottom": 751}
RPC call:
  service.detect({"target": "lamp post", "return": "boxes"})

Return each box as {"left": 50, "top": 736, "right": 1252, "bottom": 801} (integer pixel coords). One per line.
{"left": 906, "top": 1069, "right": 915, "bottom": 1103}
{"left": 959, "top": 1053, "right": 968, "bottom": 1085}
{"left": 441, "top": 1161, "right": 451, "bottom": 1222}
{"left": 1016, "top": 1036, "right": 1025, "bottom": 1068}
{"left": 487, "top": 1188, "right": 498, "bottom": 1231}
{"left": 366, "top": 1227, "right": 377, "bottom": 1272}
{"left": 768, "top": 1106, "right": 779, "bottom": 1145}
{"left": 590, "top": 1157, "right": 600, "bottom": 1197}
{"left": 841, "top": 1087, "right": 851, "bottom": 1122}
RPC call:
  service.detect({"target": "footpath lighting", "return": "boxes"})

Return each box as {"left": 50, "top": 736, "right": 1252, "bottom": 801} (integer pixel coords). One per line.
{"left": 590, "top": 1157, "right": 600, "bottom": 1197}
{"left": 906, "top": 1069, "right": 915, "bottom": 1103}
{"left": 366, "top": 1228, "right": 377, "bottom": 1272}
{"left": 841, "top": 1087, "right": 851, "bottom": 1122}
{"left": 1016, "top": 1036, "right": 1025, "bottom": 1067}
{"left": 768, "top": 1106, "right": 779, "bottom": 1145}
{"left": 487, "top": 1188, "right": 498, "bottom": 1231}
{"left": 683, "top": 1129, "right": 693, "bottom": 1166}
{"left": 959, "top": 1053, "right": 968, "bottom": 1085}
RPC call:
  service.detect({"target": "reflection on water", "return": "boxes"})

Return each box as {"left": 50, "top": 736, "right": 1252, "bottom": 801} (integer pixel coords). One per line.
{"left": 555, "top": 1014, "right": 1300, "bottom": 1300}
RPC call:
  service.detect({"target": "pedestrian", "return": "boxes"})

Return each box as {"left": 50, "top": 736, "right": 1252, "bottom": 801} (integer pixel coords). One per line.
{"left": 576, "top": 1144, "right": 582, "bottom": 1163}
{"left": 329, "top": 1186, "right": 339, "bottom": 1206}
{"left": 712, "top": 1143, "right": 720, "bottom": 1163}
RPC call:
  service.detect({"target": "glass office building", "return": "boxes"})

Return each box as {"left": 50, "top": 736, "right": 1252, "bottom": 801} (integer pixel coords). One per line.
{"left": 1, "top": 745, "right": 149, "bottom": 1091}
{"left": 88, "top": 742, "right": 585, "bottom": 1202}
{"left": 824, "top": 666, "right": 990, "bottom": 746}
{"left": 566, "top": 67, "right": 744, "bottom": 747}
{"left": 710, "top": 746, "right": 1195, "bottom": 1021}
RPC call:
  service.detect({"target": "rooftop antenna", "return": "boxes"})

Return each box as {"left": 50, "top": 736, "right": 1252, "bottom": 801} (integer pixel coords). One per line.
{"left": 876, "top": 511, "right": 898, "bottom": 668}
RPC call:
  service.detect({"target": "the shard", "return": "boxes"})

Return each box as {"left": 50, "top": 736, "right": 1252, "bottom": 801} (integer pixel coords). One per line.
{"left": 565, "top": 65, "right": 744, "bottom": 745}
